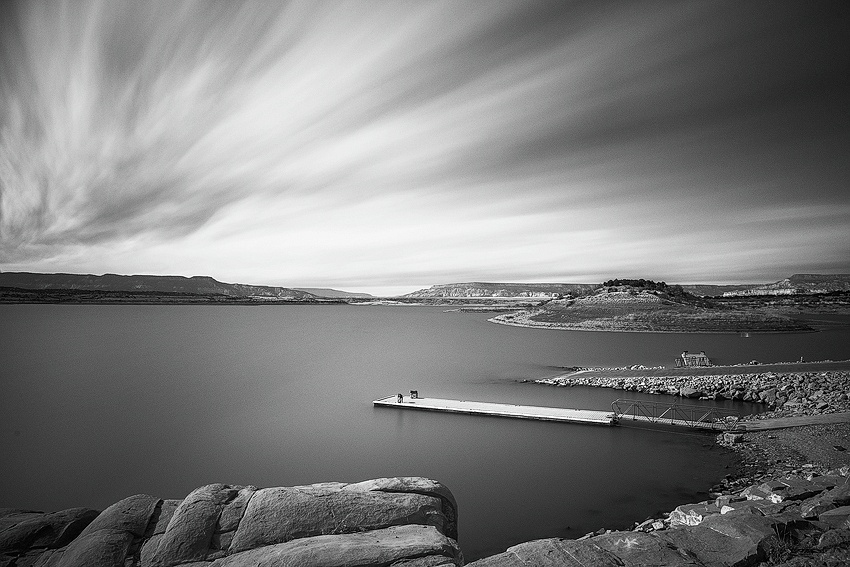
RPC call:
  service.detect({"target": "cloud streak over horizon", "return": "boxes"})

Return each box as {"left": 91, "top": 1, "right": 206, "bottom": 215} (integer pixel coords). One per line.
{"left": 1, "top": 0, "right": 848, "bottom": 294}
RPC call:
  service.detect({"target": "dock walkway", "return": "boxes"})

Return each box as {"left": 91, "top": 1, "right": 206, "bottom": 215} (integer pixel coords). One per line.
{"left": 374, "top": 395, "right": 850, "bottom": 432}
{"left": 373, "top": 395, "right": 616, "bottom": 426}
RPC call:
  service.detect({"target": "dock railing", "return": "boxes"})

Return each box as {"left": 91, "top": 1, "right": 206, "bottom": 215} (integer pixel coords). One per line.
{"left": 612, "top": 398, "right": 741, "bottom": 431}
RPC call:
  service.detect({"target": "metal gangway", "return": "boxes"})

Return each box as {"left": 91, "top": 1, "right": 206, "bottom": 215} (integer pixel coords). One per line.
{"left": 612, "top": 398, "right": 741, "bottom": 431}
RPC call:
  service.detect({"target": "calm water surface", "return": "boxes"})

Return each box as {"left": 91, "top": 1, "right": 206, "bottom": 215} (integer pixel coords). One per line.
{"left": 2, "top": 305, "right": 849, "bottom": 559}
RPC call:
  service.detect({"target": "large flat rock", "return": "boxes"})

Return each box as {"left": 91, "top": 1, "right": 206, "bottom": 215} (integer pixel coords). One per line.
{"left": 210, "top": 524, "right": 461, "bottom": 567}
{"left": 229, "top": 481, "right": 451, "bottom": 553}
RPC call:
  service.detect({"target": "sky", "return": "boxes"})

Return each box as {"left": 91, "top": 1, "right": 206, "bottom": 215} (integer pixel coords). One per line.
{"left": 0, "top": 1, "right": 848, "bottom": 296}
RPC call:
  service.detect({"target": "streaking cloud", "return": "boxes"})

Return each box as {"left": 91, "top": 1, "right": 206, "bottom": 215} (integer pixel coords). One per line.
{"left": 1, "top": 1, "right": 848, "bottom": 293}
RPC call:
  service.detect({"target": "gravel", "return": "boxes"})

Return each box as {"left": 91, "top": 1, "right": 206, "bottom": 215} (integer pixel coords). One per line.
{"left": 725, "top": 422, "right": 850, "bottom": 481}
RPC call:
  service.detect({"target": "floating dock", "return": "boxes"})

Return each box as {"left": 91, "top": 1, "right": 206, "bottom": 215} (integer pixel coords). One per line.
{"left": 373, "top": 395, "right": 617, "bottom": 426}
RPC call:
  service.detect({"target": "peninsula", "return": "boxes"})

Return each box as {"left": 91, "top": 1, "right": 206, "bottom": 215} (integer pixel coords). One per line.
{"left": 488, "top": 279, "right": 850, "bottom": 334}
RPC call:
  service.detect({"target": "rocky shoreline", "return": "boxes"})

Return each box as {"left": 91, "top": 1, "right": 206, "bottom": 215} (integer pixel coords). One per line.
{"left": 470, "top": 461, "right": 850, "bottom": 566}
{"left": 11, "top": 466, "right": 850, "bottom": 567}
{"left": 536, "top": 367, "right": 850, "bottom": 417}
{"left": 6, "top": 432, "right": 850, "bottom": 567}
{"left": 510, "top": 363, "right": 850, "bottom": 566}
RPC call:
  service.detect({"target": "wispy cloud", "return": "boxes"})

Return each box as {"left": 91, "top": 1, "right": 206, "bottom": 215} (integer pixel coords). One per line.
{"left": 1, "top": 0, "right": 847, "bottom": 291}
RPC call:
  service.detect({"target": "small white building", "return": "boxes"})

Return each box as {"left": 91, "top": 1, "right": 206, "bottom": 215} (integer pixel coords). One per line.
{"left": 677, "top": 351, "right": 711, "bottom": 367}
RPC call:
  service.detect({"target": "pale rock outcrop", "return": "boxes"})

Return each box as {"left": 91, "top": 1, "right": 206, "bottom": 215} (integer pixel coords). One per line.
{"left": 0, "top": 478, "right": 460, "bottom": 567}
{"left": 667, "top": 503, "right": 719, "bottom": 527}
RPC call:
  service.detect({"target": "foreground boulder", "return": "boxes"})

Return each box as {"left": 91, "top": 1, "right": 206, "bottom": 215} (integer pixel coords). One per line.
{"left": 0, "top": 478, "right": 461, "bottom": 567}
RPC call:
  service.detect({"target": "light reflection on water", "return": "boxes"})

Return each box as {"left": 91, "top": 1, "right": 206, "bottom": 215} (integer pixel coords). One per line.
{"left": 1, "top": 305, "right": 848, "bottom": 560}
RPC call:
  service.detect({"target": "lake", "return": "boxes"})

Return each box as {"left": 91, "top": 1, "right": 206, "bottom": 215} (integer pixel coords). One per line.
{"left": 2, "top": 304, "right": 849, "bottom": 559}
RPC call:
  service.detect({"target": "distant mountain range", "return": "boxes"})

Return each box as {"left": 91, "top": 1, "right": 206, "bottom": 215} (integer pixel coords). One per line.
{"left": 294, "top": 288, "right": 374, "bottom": 299}
{"left": 0, "top": 272, "right": 318, "bottom": 300}
{"left": 2, "top": 272, "right": 847, "bottom": 301}
{"left": 403, "top": 275, "right": 850, "bottom": 299}
{"left": 684, "top": 274, "right": 850, "bottom": 297}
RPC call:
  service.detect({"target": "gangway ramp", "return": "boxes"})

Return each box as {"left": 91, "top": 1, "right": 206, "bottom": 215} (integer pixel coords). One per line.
{"left": 612, "top": 398, "right": 741, "bottom": 431}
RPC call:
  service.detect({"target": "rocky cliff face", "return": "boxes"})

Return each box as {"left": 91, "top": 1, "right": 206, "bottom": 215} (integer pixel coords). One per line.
{"left": 0, "top": 478, "right": 461, "bottom": 567}
{"left": 718, "top": 274, "right": 850, "bottom": 297}
{"left": 404, "top": 282, "right": 594, "bottom": 299}
{"left": 787, "top": 274, "right": 850, "bottom": 293}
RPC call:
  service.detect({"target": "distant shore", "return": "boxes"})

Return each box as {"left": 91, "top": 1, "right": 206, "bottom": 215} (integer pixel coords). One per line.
{"left": 0, "top": 287, "right": 346, "bottom": 305}
{"left": 488, "top": 309, "right": 817, "bottom": 333}
{"left": 486, "top": 287, "right": 850, "bottom": 334}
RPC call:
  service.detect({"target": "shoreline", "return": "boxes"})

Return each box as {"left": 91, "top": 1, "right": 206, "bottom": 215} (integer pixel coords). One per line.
{"left": 488, "top": 312, "right": 820, "bottom": 334}
{"left": 534, "top": 361, "right": 850, "bottom": 419}
{"left": 472, "top": 422, "right": 850, "bottom": 566}
{"left": 486, "top": 362, "right": 850, "bottom": 565}
{"left": 549, "top": 359, "right": 850, "bottom": 374}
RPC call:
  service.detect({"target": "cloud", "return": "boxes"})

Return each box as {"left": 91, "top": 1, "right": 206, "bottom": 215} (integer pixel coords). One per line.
{"left": 1, "top": 0, "right": 848, "bottom": 287}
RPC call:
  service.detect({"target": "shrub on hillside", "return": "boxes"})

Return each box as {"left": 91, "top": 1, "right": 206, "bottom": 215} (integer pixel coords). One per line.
{"left": 601, "top": 278, "right": 686, "bottom": 297}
